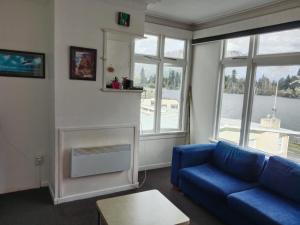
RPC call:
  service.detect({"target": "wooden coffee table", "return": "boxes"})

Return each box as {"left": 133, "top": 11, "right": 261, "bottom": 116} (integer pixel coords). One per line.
{"left": 96, "top": 189, "right": 190, "bottom": 225}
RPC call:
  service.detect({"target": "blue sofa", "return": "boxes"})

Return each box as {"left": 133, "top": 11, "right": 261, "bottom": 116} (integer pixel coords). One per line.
{"left": 171, "top": 141, "right": 300, "bottom": 225}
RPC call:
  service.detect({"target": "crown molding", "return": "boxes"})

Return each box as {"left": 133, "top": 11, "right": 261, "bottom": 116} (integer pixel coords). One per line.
{"left": 100, "top": 0, "right": 161, "bottom": 11}
{"left": 24, "top": 0, "right": 50, "bottom": 5}
{"left": 145, "top": 0, "right": 162, "bottom": 4}
{"left": 192, "top": 0, "right": 300, "bottom": 30}
{"left": 145, "top": 0, "right": 300, "bottom": 31}
{"left": 145, "top": 15, "right": 194, "bottom": 31}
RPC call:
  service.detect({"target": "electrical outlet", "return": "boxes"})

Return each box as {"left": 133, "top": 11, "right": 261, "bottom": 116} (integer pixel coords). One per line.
{"left": 35, "top": 155, "right": 44, "bottom": 166}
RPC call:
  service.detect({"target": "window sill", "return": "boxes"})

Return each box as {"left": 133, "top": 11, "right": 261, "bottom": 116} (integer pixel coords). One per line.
{"left": 211, "top": 138, "right": 300, "bottom": 163}
{"left": 209, "top": 138, "right": 218, "bottom": 143}
{"left": 100, "top": 88, "right": 143, "bottom": 93}
{"left": 140, "top": 131, "right": 187, "bottom": 140}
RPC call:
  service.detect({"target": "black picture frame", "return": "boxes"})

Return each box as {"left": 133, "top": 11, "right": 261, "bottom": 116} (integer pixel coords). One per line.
{"left": 69, "top": 46, "right": 97, "bottom": 81}
{"left": 0, "top": 49, "right": 45, "bottom": 79}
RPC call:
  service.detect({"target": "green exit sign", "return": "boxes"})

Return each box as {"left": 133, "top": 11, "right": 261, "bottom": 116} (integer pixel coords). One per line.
{"left": 118, "top": 12, "right": 130, "bottom": 27}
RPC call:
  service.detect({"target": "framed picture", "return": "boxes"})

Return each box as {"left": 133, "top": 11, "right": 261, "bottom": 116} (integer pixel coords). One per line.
{"left": 70, "top": 46, "right": 97, "bottom": 81}
{"left": 0, "top": 49, "right": 45, "bottom": 79}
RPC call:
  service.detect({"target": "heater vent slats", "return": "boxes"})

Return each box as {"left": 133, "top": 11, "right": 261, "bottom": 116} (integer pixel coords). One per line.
{"left": 70, "top": 144, "right": 131, "bottom": 178}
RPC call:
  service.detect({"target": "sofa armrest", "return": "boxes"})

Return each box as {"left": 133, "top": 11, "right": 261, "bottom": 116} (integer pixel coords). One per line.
{"left": 171, "top": 143, "right": 216, "bottom": 187}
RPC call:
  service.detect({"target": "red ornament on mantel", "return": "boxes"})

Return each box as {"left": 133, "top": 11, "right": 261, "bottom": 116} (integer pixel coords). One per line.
{"left": 111, "top": 77, "right": 120, "bottom": 89}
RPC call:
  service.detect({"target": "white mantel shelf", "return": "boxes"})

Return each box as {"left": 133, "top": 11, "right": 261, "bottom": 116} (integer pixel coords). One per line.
{"left": 100, "top": 88, "right": 143, "bottom": 93}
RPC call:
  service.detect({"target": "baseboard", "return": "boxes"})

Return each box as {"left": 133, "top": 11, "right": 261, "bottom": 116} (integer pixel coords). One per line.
{"left": 52, "top": 183, "right": 139, "bottom": 204}
{"left": 48, "top": 185, "right": 56, "bottom": 204}
{"left": 41, "top": 180, "right": 49, "bottom": 187}
{"left": 0, "top": 184, "right": 40, "bottom": 195}
{"left": 139, "top": 162, "right": 171, "bottom": 171}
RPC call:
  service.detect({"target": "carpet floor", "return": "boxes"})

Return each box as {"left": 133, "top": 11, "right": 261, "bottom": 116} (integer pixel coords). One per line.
{"left": 0, "top": 168, "right": 224, "bottom": 225}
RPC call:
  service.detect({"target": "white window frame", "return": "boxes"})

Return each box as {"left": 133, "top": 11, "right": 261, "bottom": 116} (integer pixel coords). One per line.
{"left": 214, "top": 31, "right": 300, "bottom": 151}
{"left": 134, "top": 33, "right": 190, "bottom": 135}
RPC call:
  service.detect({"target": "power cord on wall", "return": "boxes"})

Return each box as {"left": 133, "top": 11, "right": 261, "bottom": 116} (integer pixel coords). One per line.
{"left": 186, "top": 85, "right": 192, "bottom": 145}
{"left": 138, "top": 169, "right": 147, "bottom": 189}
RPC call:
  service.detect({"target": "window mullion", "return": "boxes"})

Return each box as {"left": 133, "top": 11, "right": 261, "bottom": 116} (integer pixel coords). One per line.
{"left": 130, "top": 38, "right": 135, "bottom": 80}
{"left": 240, "top": 35, "right": 256, "bottom": 147}
{"left": 162, "top": 58, "right": 186, "bottom": 65}
{"left": 213, "top": 40, "right": 225, "bottom": 140}
{"left": 178, "top": 65, "right": 186, "bottom": 131}
{"left": 243, "top": 35, "right": 259, "bottom": 148}
{"left": 222, "top": 58, "right": 248, "bottom": 66}
{"left": 155, "top": 35, "right": 165, "bottom": 133}
{"left": 180, "top": 39, "right": 191, "bottom": 132}
{"left": 154, "top": 62, "right": 161, "bottom": 133}
{"left": 253, "top": 54, "right": 300, "bottom": 65}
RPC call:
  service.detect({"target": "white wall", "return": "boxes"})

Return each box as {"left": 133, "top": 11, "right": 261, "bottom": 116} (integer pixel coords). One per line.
{"left": 139, "top": 134, "right": 186, "bottom": 170}
{"left": 48, "top": 0, "right": 55, "bottom": 196}
{"left": 190, "top": 41, "right": 221, "bottom": 144}
{"left": 0, "top": 0, "right": 51, "bottom": 193}
{"left": 53, "top": 0, "right": 145, "bottom": 128}
{"left": 51, "top": 0, "right": 146, "bottom": 201}
{"left": 0, "top": 0, "right": 192, "bottom": 198}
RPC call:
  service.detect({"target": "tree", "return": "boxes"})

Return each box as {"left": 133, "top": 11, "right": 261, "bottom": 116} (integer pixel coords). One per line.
{"left": 285, "top": 75, "right": 292, "bottom": 90}
{"left": 256, "top": 75, "right": 273, "bottom": 96}
{"left": 140, "top": 67, "right": 147, "bottom": 86}
{"left": 165, "top": 70, "right": 176, "bottom": 89}
{"left": 223, "top": 71, "right": 245, "bottom": 94}
{"left": 278, "top": 77, "right": 286, "bottom": 90}
{"left": 224, "top": 69, "right": 300, "bottom": 98}
{"left": 290, "top": 75, "right": 300, "bottom": 97}
{"left": 148, "top": 75, "right": 156, "bottom": 88}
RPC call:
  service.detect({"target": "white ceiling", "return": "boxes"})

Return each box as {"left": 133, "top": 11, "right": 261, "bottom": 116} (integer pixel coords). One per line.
{"left": 146, "top": 0, "right": 281, "bottom": 24}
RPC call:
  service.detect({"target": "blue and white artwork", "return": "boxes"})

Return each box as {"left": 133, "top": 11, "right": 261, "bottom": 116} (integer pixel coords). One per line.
{"left": 0, "top": 50, "right": 45, "bottom": 78}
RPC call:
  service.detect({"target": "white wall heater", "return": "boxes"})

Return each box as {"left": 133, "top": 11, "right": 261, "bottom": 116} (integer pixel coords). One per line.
{"left": 70, "top": 144, "right": 131, "bottom": 178}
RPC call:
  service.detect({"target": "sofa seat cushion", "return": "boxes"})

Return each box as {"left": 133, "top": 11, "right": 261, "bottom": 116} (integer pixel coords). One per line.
{"left": 260, "top": 156, "right": 300, "bottom": 203}
{"left": 228, "top": 187, "right": 300, "bottom": 225}
{"left": 212, "top": 141, "right": 266, "bottom": 182}
{"left": 179, "top": 164, "right": 257, "bottom": 200}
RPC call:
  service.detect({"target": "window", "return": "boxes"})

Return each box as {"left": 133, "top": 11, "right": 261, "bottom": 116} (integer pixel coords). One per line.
{"left": 160, "top": 64, "right": 183, "bottom": 130}
{"left": 215, "top": 29, "right": 300, "bottom": 162}
{"left": 134, "top": 34, "right": 158, "bottom": 56}
{"left": 257, "top": 29, "right": 300, "bottom": 55}
{"left": 134, "top": 63, "right": 158, "bottom": 132}
{"left": 249, "top": 66, "right": 300, "bottom": 158}
{"left": 219, "top": 67, "right": 247, "bottom": 144}
{"left": 134, "top": 34, "right": 188, "bottom": 134}
{"left": 225, "top": 36, "right": 250, "bottom": 58}
{"left": 164, "top": 37, "right": 185, "bottom": 59}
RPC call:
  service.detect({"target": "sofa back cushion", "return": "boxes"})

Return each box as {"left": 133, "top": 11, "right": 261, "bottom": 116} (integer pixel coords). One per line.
{"left": 260, "top": 156, "right": 300, "bottom": 203}
{"left": 212, "top": 141, "right": 265, "bottom": 182}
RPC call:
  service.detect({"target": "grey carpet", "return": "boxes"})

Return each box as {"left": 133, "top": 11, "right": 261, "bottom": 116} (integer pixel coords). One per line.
{"left": 0, "top": 167, "right": 223, "bottom": 225}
